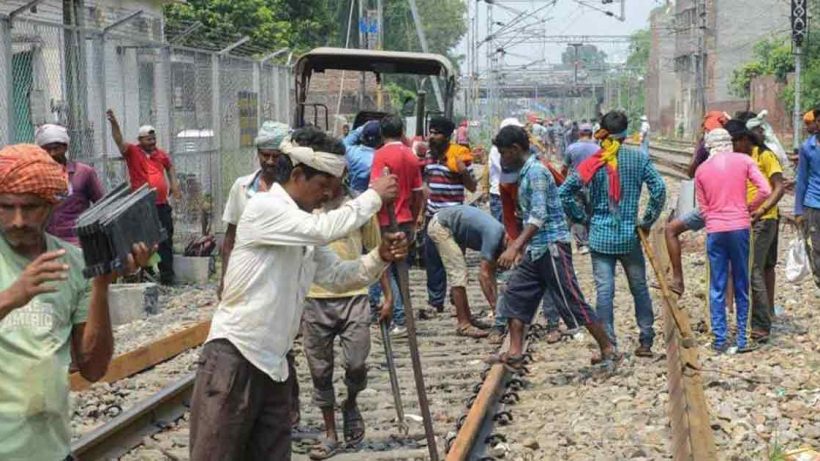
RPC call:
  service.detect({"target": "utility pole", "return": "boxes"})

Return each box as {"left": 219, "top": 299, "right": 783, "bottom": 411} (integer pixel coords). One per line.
{"left": 695, "top": 0, "right": 707, "bottom": 131}
{"left": 407, "top": 0, "right": 445, "bottom": 111}
{"left": 792, "top": 0, "right": 807, "bottom": 151}
{"left": 358, "top": 0, "right": 366, "bottom": 110}
{"left": 570, "top": 43, "right": 582, "bottom": 86}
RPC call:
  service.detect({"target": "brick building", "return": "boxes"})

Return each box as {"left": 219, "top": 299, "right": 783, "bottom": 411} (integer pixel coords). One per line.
{"left": 646, "top": 0, "right": 790, "bottom": 139}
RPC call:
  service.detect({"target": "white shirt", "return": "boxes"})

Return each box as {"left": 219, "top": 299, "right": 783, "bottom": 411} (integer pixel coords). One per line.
{"left": 489, "top": 146, "right": 502, "bottom": 196}
{"left": 207, "top": 183, "right": 387, "bottom": 381}
{"left": 640, "top": 121, "right": 651, "bottom": 140}
{"left": 222, "top": 170, "right": 262, "bottom": 225}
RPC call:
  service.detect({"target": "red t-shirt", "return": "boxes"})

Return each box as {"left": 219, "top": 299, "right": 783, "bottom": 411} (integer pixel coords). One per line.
{"left": 370, "top": 141, "right": 423, "bottom": 226}
{"left": 123, "top": 144, "right": 172, "bottom": 204}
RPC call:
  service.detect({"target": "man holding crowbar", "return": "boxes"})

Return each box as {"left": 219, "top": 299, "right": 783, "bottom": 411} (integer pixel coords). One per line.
{"left": 377, "top": 165, "right": 439, "bottom": 460}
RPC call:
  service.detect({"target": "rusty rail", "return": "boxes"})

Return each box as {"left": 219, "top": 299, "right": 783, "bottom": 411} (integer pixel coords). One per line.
{"left": 639, "top": 227, "right": 717, "bottom": 461}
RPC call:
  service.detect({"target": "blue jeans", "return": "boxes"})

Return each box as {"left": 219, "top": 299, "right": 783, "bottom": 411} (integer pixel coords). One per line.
{"left": 707, "top": 229, "right": 751, "bottom": 348}
{"left": 591, "top": 245, "right": 655, "bottom": 348}
{"left": 423, "top": 219, "right": 447, "bottom": 307}
{"left": 489, "top": 193, "right": 502, "bottom": 223}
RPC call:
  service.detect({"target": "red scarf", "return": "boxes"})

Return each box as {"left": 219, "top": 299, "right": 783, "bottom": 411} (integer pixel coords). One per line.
{"left": 577, "top": 148, "right": 621, "bottom": 204}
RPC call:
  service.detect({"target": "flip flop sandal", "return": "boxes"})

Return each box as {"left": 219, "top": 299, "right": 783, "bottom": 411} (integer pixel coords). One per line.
{"left": 457, "top": 324, "right": 490, "bottom": 338}
{"left": 309, "top": 437, "right": 340, "bottom": 460}
{"left": 342, "top": 401, "right": 365, "bottom": 446}
{"left": 634, "top": 344, "right": 653, "bottom": 357}
{"left": 485, "top": 352, "right": 526, "bottom": 372}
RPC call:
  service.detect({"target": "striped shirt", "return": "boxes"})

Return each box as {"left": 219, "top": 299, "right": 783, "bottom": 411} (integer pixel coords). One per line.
{"left": 424, "top": 156, "right": 473, "bottom": 216}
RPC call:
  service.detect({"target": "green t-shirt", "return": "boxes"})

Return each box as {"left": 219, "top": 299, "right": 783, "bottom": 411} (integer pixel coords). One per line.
{"left": 0, "top": 235, "right": 90, "bottom": 461}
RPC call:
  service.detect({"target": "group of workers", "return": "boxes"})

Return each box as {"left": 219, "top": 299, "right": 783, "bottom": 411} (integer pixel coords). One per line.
{"left": 1, "top": 95, "right": 819, "bottom": 461}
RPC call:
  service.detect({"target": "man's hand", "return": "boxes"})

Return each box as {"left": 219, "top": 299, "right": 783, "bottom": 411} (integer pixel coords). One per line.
{"left": 378, "top": 232, "right": 408, "bottom": 262}
{"left": 456, "top": 157, "right": 468, "bottom": 173}
{"left": 171, "top": 184, "right": 183, "bottom": 202}
{"left": 750, "top": 210, "right": 764, "bottom": 224}
{"left": 3, "top": 250, "right": 68, "bottom": 311}
{"left": 498, "top": 246, "right": 522, "bottom": 269}
{"left": 96, "top": 243, "right": 155, "bottom": 284}
{"left": 106, "top": 109, "right": 117, "bottom": 125}
{"left": 371, "top": 174, "right": 399, "bottom": 204}
{"left": 379, "top": 299, "right": 393, "bottom": 324}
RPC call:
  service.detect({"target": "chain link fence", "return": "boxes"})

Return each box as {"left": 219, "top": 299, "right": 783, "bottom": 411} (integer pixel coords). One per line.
{"left": 0, "top": 2, "right": 292, "bottom": 249}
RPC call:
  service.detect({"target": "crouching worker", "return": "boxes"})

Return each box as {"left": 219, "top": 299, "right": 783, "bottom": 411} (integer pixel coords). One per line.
{"left": 0, "top": 144, "right": 153, "bottom": 460}
{"left": 189, "top": 130, "right": 407, "bottom": 461}
{"left": 303, "top": 189, "right": 393, "bottom": 460}
{"left": 428, "top": 204, "right": 504, "bottom": 338}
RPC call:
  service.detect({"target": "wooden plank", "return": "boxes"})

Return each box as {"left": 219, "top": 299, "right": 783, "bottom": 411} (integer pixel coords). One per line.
{"left": 70, "top": 320, "right": 211, "bottom": 391}
{"left": 639, "top": 226, "right": 717, "bottom": 460}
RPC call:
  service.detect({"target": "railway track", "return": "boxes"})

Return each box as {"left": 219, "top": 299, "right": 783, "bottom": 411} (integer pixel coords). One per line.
{"left": 71, "top": 257, "right": 548, "bottom": 460}
{"left": 71, "top": 151, "right": 720, "bottom": 460}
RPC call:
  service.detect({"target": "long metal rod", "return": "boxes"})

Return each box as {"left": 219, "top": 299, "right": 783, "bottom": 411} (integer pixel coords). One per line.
{"left": 380, "top": 320, "right": 408, "bottom": 435}
{"left": 384, "top": 200, "right": 438, "bottom": 460}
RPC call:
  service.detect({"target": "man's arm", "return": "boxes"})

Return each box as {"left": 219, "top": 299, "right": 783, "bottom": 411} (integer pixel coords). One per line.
{"left": 312, "top": 232, "right": 407, "bottom": 293}
{"left": 88, "top": 168, "right": 106, "bottom": 203}
{"left": 219, "top": 223, "right": 237, "bottom": 299}
{"left": 458, "top": 159, "right": 477, "bottom": 193}
{"left": 478, "top": 260, "right": 498, "bottom": 309}
{"left": 640, "top": 160, "right": 668, "bottom": 228}
{"left": 70, "top": 276, "right": 114, "bottom": 382}
{"left": 71, "top": 243, "right": 152, "bottom": 382}
{"left": 378, "top": 270, "right": 393, "bottom": 322}
{"left": 167, "top": 163, "right": 182, "bottom": 201}
{"left": 0, "top": 250, "right": 69, "bottom": 321}
{"left": 558, "top": 172, "right": 586, "bottom": 223}
{"left": 753, "top": 164, "right": 785, "bottom": 221}
{"left": 795, "top": 144, "right": 810, "bottom": 216}
{"left": 747, "top": 161, "right": 772, "bottom": 212}
{"left": 106, "top": 109, "right": 128, "bottom": 155}
{"left": 343, "top": 126, "right": 363, "bottom": 150}
{"left": 245, "top": 189, "right": 384, "bottom": 248}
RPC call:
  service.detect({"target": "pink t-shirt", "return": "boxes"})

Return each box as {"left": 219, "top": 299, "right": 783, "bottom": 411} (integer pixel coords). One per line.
{"left": 695, "top": 152, "right": 772, "bottom": 233}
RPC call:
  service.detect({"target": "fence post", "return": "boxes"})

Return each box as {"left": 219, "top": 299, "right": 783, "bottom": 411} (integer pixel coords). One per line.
{"left": 156, "top": 46, "right": 172, "bottom": 151}
{"left": 0, "top": 15, "right": 14, "bottom": 145}
{"left": 210, "top": 52, "right": 223, "bottom": 231}
{"left": 252, "top": 60, "right": 261, "bottom": 124}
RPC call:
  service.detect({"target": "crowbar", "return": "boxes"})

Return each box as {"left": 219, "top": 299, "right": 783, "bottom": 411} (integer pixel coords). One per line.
{"left": 382, "top": 167, "right": 439, "bottom": 460}
{"left": 379, "top": 319, "right": 409, "bottom": 435}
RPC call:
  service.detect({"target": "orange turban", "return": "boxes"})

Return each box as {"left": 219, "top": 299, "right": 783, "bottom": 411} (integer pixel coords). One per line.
{"left": 0, "top": 144, "right": 68, "bottom": 203}
{"left": 702, "top": 111, "right": 729, "bottom": 132}
{"left": 803, "top": 110, "right": 815, "bottom": 125}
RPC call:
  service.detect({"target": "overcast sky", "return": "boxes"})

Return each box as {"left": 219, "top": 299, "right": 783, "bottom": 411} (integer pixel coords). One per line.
{"left": 457, "top": 0, "right": 666, "bottom": 72}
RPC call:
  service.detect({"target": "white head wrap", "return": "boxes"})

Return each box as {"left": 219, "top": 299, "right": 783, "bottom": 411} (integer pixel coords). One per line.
{"left": 138, "top": 125, "right": 156, "bottom": 137}
{"left": 34, "top": 124, "right": 70, "bottom": 147}
{"left": 280, "top": 137, "right": 346, "bottom": 178}
{"left": 255, "top": 121, "right": 290, "bottom": 149}
{"left": 500, "top": 117, "right": 523, "bottom": 128}
{"left": 745, "top": 110, "right": 789, "bottom": 166}
{"left": 704, "top": 128, "right": 733, "bottom": 157}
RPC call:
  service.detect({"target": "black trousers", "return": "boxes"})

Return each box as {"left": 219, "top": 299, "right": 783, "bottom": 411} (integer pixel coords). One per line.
{"left": 156, "top": 204, "right": 175, "bottom": 285}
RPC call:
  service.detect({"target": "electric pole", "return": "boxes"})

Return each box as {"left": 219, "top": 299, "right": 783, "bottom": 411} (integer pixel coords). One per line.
{"left": 792, "top": 0, "right": 807, "bottom": 151}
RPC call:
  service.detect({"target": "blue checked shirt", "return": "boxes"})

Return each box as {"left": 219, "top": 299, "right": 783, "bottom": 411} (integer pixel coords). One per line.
{"left": 559, "top": 145, "right": 666, "bottom": 255}
{"left": 518, "top": 154, "right": 571, "bottom": 260}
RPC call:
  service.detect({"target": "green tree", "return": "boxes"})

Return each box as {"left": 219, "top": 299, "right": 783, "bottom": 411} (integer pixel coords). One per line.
{"left": 729, "top": 39, "right": 793, "bottom": 98}
{"left": 164, "top": 0, "right": 337, "bottom": 56}
{"left": 561, "top": 44, "right": 608, "bottom": 71}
